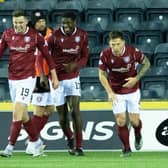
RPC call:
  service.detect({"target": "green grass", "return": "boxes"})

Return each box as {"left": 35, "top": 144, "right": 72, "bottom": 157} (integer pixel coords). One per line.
{"left": 0, "top": 151, "right": 167, "bottom": 168}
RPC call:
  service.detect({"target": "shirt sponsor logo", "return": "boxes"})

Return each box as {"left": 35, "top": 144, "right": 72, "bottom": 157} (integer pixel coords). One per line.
{"left": 111, "top": 64, "right": 131, "bottom": 73}
{"left": 62, "top": 46, "right": 79, "bottom": 54}
{"left": 10, "top": 45, "right": 30, "bottom": 52}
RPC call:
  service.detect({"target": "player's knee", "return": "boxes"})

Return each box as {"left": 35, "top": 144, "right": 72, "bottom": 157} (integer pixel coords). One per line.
{"left": 116, "top": 118, "right": 126, "bottom": 127}
{"left": 47, "top": 106, "right": 55, "bottom": 113}
{"left": 130, "top": 118, "right": 139, "bottom": 127}
{"left": 44, "top": 108, "right": 55, "bottom": 116}
{"left": 44, "top": 111, "right": 51, "bottom": 116}
{"left": 71, "top": 110, "right": 75, "bottom": 119}
{"left": 71, "top": 110, "right": 81, "bottom": 120}
{"left": 13, "top": 113, "right": 22, "bottom": 121}
{"left": 34, "top": 111, "right": 43, "bottom": 117}
{"left": 59, "top": 117, "right": 66, "bottom": 126}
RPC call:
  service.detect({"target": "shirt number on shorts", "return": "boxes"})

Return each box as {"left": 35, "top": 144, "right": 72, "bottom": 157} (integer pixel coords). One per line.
{"left": 75, "top": 82, "right": 80, "bottom": 89}
{"left": 21, "top": 88, "right": 30, "bottom": 97}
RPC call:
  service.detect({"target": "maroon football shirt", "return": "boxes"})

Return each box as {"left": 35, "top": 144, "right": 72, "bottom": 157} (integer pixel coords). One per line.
{"left": 99, "top": 45, "right": 144, "bottom": 94}
{"left": 0, "top": 27, "right": 55, "bottom": 80}
{"left": 48, "top": 27, "right": 89, "bottom": 81}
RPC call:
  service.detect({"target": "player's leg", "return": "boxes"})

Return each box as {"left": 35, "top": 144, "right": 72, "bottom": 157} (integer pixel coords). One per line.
{"left": 40, "top": 85, "right": 56, "bottom": 130}
{"left": 56, "top": 103, "right": 74, "bottom": 154}
{"left": 127, "top": 89, "right": 143, "bottom": 150}
{"left": 23, "top": 105, "right": 45, "bottom": 156}
{"left": 113, "top": 94, "right": 131, "bottom": 157}
{"left": 18, "top": 78, "right": 44, "bottom": 157}
{"left": 31, "top": 77, "right": 49, "bottom": 136}
{"left": 41, "top": 105, "right": 55, "bottom": 130}
{"left": 26, "top": 91, "right": 55, "bottom": 155}
{"left": 24, "top": 103, "right": 46, "bottom": 155}
{"left": 31, "top": 95, "right": 55, "bottom": 135}
{"left": 31, "top": 79, "right": 55, "bottom": 136}
{"left": 1, "top": 77, "right": 43, "bottom": 157}
{"left": 68, "top": 95, "right": 84, "bottom": 156}
{"left": 31, "top": 105, "right": 45, "bottom": 135}
{"left": 0, "top": 101, "right": 27, "bottom": 157}
{"left": 51, "top": 81, "right": 74, "bottom": 154}
{"left": 64, "top": 76, "right": 83, "bottom": 156}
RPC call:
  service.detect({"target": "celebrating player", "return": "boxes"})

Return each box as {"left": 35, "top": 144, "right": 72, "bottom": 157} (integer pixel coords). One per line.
{"left": 99, "top": 31, "right": 150, "bottom": 157}
{"left": 0, "top": 9, "right": 59, "bottom": 157}
{"left": 48, "top": 12, "right": 89, "bottom": 156}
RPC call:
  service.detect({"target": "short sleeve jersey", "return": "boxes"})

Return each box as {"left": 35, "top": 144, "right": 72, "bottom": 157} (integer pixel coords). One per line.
{"left": 99, "top": 45, "right": 144, "bottom": 94}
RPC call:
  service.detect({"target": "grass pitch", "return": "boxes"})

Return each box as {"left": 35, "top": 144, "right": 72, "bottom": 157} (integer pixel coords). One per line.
{"left": 0, "top": 151, "right": 167, "bottom": 168}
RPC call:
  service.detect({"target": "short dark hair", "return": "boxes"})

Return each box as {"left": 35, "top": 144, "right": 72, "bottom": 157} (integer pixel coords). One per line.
{"left": 61, "top": 11, "right": 77, "bottom": 21}
{"left": 12, "top": 9, "right": 27, "bottom": 17}
{"left": 109, "top": 31, "right": 125, "bottom": 41}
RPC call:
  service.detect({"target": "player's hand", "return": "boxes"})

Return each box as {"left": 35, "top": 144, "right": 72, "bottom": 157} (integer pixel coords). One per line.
{"left": 108, "top": 92, "right": 118, "bottom": 105}
{"left": 50, "top": 69, "right": 59, "bottom": 89}
{"left": 52, "top": 78, "right": 59, "bottom": 89}
{"left": 40, "top": 74, "right": 49, "bottom": 90}
{"left": 122, "top": 77, "right": 138, "bottom": 88}
{"left": 63, "top": 63, "right": 77, "bottom": 72}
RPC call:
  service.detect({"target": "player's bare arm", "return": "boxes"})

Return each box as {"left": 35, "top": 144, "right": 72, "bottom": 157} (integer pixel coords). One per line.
{"left": 99, "top": 69, "right": 117, "bottom": 103}
{"left": 136, "top": 55, "right": 150, "bottom": 80}
{"left": 123, "top": 55, "right": 150, "bottom": 88}
{"left": 50, "top": 69, "right": 59, "bottom": 89}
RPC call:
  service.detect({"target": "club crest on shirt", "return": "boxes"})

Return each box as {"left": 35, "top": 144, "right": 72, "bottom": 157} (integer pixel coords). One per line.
{"left": 99, "top": 59, "right": 102, "bottom": 65}
{"left": 61, "top": 38, "right": 64, "bottom": 43}
{"left": 37, "top": 96, "right": 42, "bottom": 102}
{"left": 111, "top": 59, "right": 114, "bottom": 64}
{"left": 123, "top": 56, "right": 130, "bottom": 63}
{"left": 12, "top": 36, "right": 15, "bottom": 40}
{"left": 75, "top": 36, "right": 80, "bottom": 43}
{"left": 24, "top": 36, "right": 30, "bottom": 43}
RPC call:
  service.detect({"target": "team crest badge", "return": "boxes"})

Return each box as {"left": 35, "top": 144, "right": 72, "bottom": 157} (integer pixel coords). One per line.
{"left": 99, "top": 59, "right": 102, "bottom": 65}
{"left": 61, "top": 38, "right": 64, "bottom": 43}
{"left": 37, "top": 96, "right": 42, "bottom": 102}
{"left": 12, "top": 36, "right": 15, "bottom": 40}
{"left": 111, "top": 59, "right": 114, "bottom": 64}
{"left": 24, "top": 36, "right": 30, "bottom": 43}
{"left": 123, "top": 56, "right": 130, "bottom": 63}
{"left": 75, "top": 36, "right": 80, "bottom": 43}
